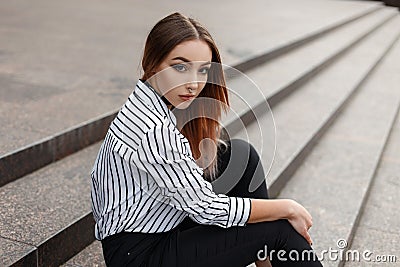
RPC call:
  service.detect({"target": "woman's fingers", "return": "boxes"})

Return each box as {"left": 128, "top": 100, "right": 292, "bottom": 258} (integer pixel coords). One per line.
{"left": 288, "top": 218, "right": 312, "bottom": 245}
{"left": 287, "top": 200, "right": 314, "bottom": 245}
{"left": 304, "top": 229, "right": 313, "bottom": 245}
{"left": 305, "top": 215, "right": 313, "bottom": 245}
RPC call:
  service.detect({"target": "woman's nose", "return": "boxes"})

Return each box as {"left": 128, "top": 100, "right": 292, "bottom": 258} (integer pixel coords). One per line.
{"left": 187, "top": 80, "right": 199, "bottom": 91}
{"left": 186, "top": 71, "right": 199, "bottom": 90}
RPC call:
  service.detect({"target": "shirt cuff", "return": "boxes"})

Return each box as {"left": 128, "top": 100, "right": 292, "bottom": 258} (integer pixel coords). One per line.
{"left": 227, "top": 196, "right": 252, "bottom": 227}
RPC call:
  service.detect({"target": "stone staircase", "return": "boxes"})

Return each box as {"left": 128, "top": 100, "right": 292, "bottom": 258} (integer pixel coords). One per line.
{"left": 1, "top": 1, "right": 399, "bottom": 266}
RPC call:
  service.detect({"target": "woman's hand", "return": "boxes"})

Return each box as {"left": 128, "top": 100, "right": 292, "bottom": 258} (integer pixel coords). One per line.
{"left": 247, "top": 199, "right": 314, "bottom": 245}
{"left": 286, "top": 199, "right": 313, "bottom": 245}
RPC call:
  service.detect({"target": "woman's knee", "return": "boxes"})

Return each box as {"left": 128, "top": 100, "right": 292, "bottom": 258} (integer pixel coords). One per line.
{"left": 214, "top": 138, "right": 268, "bottom": 197}
{"left": 229, "top": 139, "right": 262, "bottom": 169}
{"left": 255, "top": 219, "right": 300, "bottom": 248}
{"left": 250, "top": 220, "right": 321, "bottom": 265}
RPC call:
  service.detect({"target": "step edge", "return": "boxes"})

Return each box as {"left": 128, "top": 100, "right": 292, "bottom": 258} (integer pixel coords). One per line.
{"left": 337, "top": 33, "right": 400, "bottom": 267}
{"left": 268, "top": 27, "right": 400, "bottom": 199}
{"left": 232, "top": 5, "right": 384, "bottom": 73}
{"left": 223, "top": 11, "right": 396, "bottom": 139}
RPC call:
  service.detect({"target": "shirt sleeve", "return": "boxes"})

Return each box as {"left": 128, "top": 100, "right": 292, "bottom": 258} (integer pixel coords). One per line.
{"left": 131, "top": 122, "right": 252, "bottom": 228}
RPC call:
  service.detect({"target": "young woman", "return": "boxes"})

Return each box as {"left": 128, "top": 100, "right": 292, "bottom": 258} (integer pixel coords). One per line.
{"left": 91, "top": 12, "right": 322, "bottom": 267}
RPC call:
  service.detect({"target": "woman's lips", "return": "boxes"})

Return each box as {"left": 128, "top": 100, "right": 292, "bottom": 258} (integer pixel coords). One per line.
{"left": 179, "top": 95, "right": 195, "bottom": 101}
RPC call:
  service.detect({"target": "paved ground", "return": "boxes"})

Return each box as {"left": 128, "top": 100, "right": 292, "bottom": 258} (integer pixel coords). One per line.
{"left": 0, "top": 0, "right": 380, "bottom": 156}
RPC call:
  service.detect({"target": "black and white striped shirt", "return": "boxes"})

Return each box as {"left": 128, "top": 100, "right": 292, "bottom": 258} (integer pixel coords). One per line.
{"left": 90, "top": 79, "right": 252, "bottom": 240}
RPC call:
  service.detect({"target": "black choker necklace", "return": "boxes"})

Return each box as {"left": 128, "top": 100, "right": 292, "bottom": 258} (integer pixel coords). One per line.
{"left": 161, "top": 95, "right": 173, "bottom": 107}
{"left": 142, "top": 79, "right": 175, "bottom": 109}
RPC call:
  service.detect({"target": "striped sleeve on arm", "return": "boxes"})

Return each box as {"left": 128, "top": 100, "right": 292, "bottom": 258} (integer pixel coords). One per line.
{"left": 131, "top": 122, "right": 252, "bottom": 228}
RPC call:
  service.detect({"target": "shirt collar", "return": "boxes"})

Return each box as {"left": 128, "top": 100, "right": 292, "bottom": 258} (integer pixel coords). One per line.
{"left": 134, "top": 79, "right": 177, "bottom": 126}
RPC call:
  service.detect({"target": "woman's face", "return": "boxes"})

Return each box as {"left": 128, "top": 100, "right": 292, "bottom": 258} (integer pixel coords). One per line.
{"left": 148, "top": 39, "right": 212, "bottom": 109}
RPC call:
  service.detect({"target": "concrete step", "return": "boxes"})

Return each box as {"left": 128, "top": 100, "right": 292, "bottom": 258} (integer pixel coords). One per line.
{"left": 343, "top": 113, "right": 400, "bottom": 265}
{"left": 61, "top": 241, "right": 105, "bottom": 267}
{"left": 0, "top": 143, "right": 100, "bottom": 266}
{"left": 0, "top": 237, "right": 36, "bottom": 267}
{"left": 222, "top": 7, "right": 398, "bottom": 149}
{"left": 0, "top": 3, "right": 386, "bottom": 188}
{"left": 226, "top": 6, "right": 397, "bottom": 112}
{"left": 234, "top": 14, "right": 400, "bottom": 197}
{"left": 343, "top": 39, "right": 400, "bottom": 267}
{"left": 0, "top": 111, "right": 117, "bottom": 188}
{"left": 216, "top": 8, "right": 399, "bottom": 195}
{"left": 277, "top": 26, "right": 400, "bottom": 267}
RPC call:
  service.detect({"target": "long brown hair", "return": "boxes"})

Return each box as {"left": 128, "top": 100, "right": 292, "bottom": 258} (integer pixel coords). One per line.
{"left": 141, "top": 12, "right": 230, "bottom": 181}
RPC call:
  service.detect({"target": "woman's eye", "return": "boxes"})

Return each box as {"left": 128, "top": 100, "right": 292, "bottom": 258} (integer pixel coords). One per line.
{"left": 172, "top": 64, "right": 187, "bottom": 72}
{"left": 199, "top": 67, "right": 210, "bottom": 75}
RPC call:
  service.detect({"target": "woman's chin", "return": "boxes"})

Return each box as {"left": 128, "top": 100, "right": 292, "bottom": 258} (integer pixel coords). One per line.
{"left": 174, "top": 101, "right": 192, "bottom": 109}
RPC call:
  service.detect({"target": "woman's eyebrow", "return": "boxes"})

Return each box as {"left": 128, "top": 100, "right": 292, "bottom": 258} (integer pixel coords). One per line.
{"left": 171, "top": 57, "right": 211, "bottom": 66}
{"left": 171, "top": 56, "right": 190, "bottom": 62}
